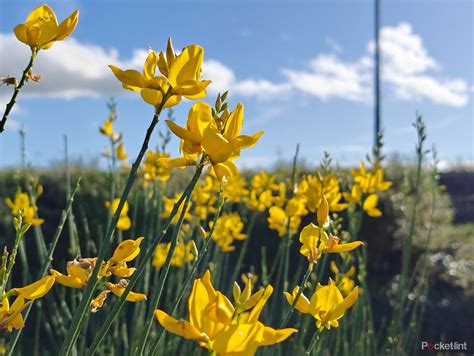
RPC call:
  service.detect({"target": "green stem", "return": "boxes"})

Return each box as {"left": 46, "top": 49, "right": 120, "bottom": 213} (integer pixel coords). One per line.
{"left": 305, "top": 331, "right": 320, "bottom": 355}
{"left": 7, "top": 177, "right": 82, "bottom": 355}
{"left": 150, "top": 193, "right": 225, "bottom": 356}
{"left": 228, "top": 211, "right": 258, "bottom": 293}
{"left": 87, "top": 164, "right": 202, "bottom": 355}
{"left": 60, "top": 90, "right": 172, "bottom": 356}
{"left": 280, "top": 262, "right": 313, "bottom": 327}
{"left": 0, "top": 48, "right": 37, "bottom": 133}
{"left": 136, "top": 192, "right": 194, "bottom": 354}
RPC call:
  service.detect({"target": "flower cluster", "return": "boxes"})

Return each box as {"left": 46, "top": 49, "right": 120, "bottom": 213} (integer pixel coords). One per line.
{"left": 5, "top": 189, "right": 44, "bottom": 226}
{"left": 344, "top": 162, "right": 392, "bottom": 217}
{"left": 159, "top": 98, "right": 263, "bottom": 182}
{"left": 1, "top": 276, "right": 55, "bottom": 331}
{"left": 51, "top": 237, "right": 146, "bottom": 312}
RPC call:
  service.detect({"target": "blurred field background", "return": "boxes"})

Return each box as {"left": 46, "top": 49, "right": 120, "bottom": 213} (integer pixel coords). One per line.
{"left": 1, "top": 153, "right": 473, "bottom": 349}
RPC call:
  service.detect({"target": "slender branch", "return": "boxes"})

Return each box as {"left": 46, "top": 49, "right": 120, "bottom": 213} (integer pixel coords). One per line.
{"left": 0, "top": 48, "right": 37, "bottom": 133}
{"left": 60, "top": 89, "right": 172, "bottom": 356}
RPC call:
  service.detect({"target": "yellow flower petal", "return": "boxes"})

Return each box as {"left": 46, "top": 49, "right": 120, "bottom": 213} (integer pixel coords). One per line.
{"left": 155, "top": 310, "right": 203, "bottom": 341}
{"left": 110, "top": 237, "right": 144, "bottom": 263}
{"left": 13, "top": 275, "right": 55, "bottom": 300}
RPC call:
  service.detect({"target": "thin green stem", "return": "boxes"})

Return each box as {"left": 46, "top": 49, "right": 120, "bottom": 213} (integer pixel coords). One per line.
{"left": 60, "top": 90, "right": 172, "bottom": 356}
{"left": 0, "top": 48, "right": 37, "bottom": 133}
{"left": 150, "top": 193, "right": 225, "bottom": 356}
{"left": 7, "top": 176, "right": 82, "bottom": 355}
{"left": 305, "top": 331, "right": 320, "bottom": 355}
{"left": 280, "top": 262, "right": 314, "bottom": 328}
{"left": 136, "top": 192, "right": 193, "bottom": 354}
{"left": 228, "top": 211, "right": 258, "bottom": 293}
{"left": 88, "top": 164, "right": 202, "bottom": 355}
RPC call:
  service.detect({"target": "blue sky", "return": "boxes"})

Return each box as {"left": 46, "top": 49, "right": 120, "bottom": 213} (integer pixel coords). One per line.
{"left": 0, "top": 0, "right": 472, "bottom": 169}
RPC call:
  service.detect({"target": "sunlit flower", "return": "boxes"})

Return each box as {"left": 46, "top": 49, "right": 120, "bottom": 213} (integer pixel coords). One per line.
{"left": 100, "top": 118, "right": 114, "bottom": 136}
{"left": 142, "top": 150, "right": 171, "bottom": 183}
{"left": 285, "top": 281, "right": 359, "bottom": 330}
{"left": 299, "top": 223, "right": 363, "bottom": 263}
{"left": 330, "top": 261, "right": 356, "bottom": 296}
{"left": 267, "top": 196, "right": 307, "bottom": 237}
{"left": 244, "top": 172, "right": 278, "bottom": 211}
{"left": 105, "top": 198, "right": 132, "bottom": 230}
{"left": 5, "top": 190, "right": 44, "bottom": 225}
{"left": 208, "top": 213, "right": 247, "bottom": 252}
{"left": 106, "top": 281, "right": 147, "bottom": 302}
{"left": 155, "top": 270, "right": 296, "bottom": 354}
{"left": 153, "top": 239, "right": 196, "bottom": 269}
{"left": 0, "top": 296, "right": 26, "bottom": 332}
{"left": 0, "top": 276, "right": 55, "bottom": 332}
{"left": 14, "top": 4, "right": 79, "bottom": 50}
{"left": 51, "top": 258, "right": 107, "bottom": 289}
{"left": 162, "top": 193, "right": 193, "bottom": 225}
{"left": 12, "top": 275, "right": 55, "bottom": 300}
{"left": 159, "top": 101, "right": 263, "bottom": 182}
{"left": 109, "top": 39, "right": 210, "bottom": 108}
{"left": 297, "top": 171, "right": 347, "bottom": 213}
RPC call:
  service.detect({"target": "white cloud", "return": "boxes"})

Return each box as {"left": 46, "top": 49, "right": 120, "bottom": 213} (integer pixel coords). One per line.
{"left": 203, "top": 60, "right": 290, "bottom": 98}
{"left": 0, "top": 22, "right": 469, "bottom": 107}
{"left": 0, "top": 34, "right": 147, "bottom": 100}
{"left": 282, "top": 54, "right": 371, "bottom": 102}
{"left": 374, "top": 23, "right": 469, "bottom": 107}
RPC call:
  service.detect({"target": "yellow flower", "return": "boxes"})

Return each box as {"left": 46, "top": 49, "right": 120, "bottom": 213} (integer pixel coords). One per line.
{"left": 267, "top": 196, "right": 307, "bottom": 238}
{"left": 14, "top": 4, "right": 79, "bottom": 50}
{"left": 90, "top": 290, "right": 110, "bottom": 313}
{"left": 221, "top": 175, "right": 249, "bottom": 203}
{"left": 110, "top": 50, "right": 178, "bottom": 108}
{"left": 297, "top": 172, "right": 347, "bottom": 213}
{"left": 0, "top": 296, "right": 27, "bottom": 332}
{"left": 153, "top": 239, "right": 196, "bottom": 269}
{"left": 244, "top": 172, "right": 278, "bottom": 211}
{"left": 157, "top": 38, "right": 211, "bottom": 98}
{"left": 363, "top": 194, "right": 382, "bottom": 217}
{"left": 100, "top": 118, "right": 113, "bottom": 136}
{"left": 109, "top": 237, "right": 144, "bottom": 264}
{"left": 330, "top": 261, "right": 356, "bottom": 296}
{"left": 299, "top": 223, "right": 363, "bottom": 262}
{"left": 285, "top": 282, "right": 359, "bottom": 330}
{"left": 155, "top": 270, "right": 296, "bottom": 354}
{"left": 109, "top": 39, "right": 210, "bottom": 107}
{"left": 202, "top": 103, "right": 263, "bottom": 180}
{"left": 351, "top": 163, "right": 392, "bottom": 194}
{"left": 116, "top": 143, "right": 127, "bottom": 161}
{"left": 166, "top": 102, "right": 213, "bottom": 158}
{"left": 193, "top": 177, "right": 218, "bottom": 221}
{"left": 51, "top": 258, "right": 107, "bottom": 289}
{"left": 0, "top": 276, "right": 56, "bottom": 332}
{"left": 142, "top": 150, "right": 171, "bottom": 183}
{"left": 12, "top": 275, "right": 55, "bottom": 300}
{"left": 162, "top": 193, "right": 193, "bottom": 225}
{"left": 105, "top": 199, "right": 132, "bottom": 230}
{"left": 209, "top": 213, "right": 247, "bottom": 252}
{"left": 5, "top": 190, "right": 44, "bottom": 226}
{"left": 106, "top": 281, "right": 147, "bottom": 302}
{"left": 160, "top": 102, "right": 263, "bottom": 182}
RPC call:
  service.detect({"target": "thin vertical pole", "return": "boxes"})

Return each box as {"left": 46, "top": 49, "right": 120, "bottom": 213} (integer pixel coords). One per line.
{"left": 374, "top": 0, "right": 381, "bottom": 148}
